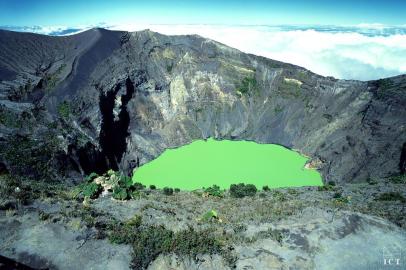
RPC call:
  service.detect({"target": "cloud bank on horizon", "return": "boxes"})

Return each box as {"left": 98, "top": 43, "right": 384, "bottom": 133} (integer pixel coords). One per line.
{"left": 2, "top": 24, "right": 406, "bottom": 81}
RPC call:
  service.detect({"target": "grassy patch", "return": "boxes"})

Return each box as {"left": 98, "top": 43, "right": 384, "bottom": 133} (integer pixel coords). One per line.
{"left": 278, "top": 78, "right": 301, "bottom": 98}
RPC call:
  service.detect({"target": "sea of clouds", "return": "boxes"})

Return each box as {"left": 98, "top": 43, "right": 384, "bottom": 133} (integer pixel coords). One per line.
{"left": 1, "top": 23, "right": 406, "bottom": 81}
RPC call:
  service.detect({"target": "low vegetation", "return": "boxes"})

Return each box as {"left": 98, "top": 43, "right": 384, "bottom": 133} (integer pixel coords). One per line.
{"left": 76, "top": 171, "right": 148, "bottom": 201}
{"left": 236, "top": 75, "right": 258, "bottom": 96}
{"left": 278, "top": 77, "right": 301, "bottom": 98}
{"left": 45, "top": 63, "right": 66, "bottom": 90}
{"left": 104, "top": 216, "right": 228, "bottom": 270}
{"left": 318, "top": 183, "right": 335, "bottom": 191}
{"left": 262, "top": 185, "right": 270, "bottom": 191}
{"left": 230, "top": 183, "right": 257, "bottom": 198}
{"left": 163, "top": 187, "right": 174, "bottom": 196}
{"left": 0, "top": 173, "right": 69, "bottom": 208}
{"left": 1, "top": 133, "right": 62, "bottom": 179}
{"left": 0, "top": 109, "right": 26, "bottom": 128}
{"left": 204, "top": 185, "right": 225, "bottom": 197}
{"left": 199, "top": 209, "right": 219, "bottom": 223}
{"left": 389, "top": 174, "right": 406, "bottom": 184}
{"left": 82, "top": 182, "right": 103, "bottom": 199}
{"left": 57, "top": 101, "right": 71, "bottom": 119}
{"left": 375, "top": 192, "right": 406, "bottom": 203}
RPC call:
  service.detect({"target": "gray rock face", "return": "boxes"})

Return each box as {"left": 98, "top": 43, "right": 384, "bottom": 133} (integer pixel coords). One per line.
{"left": 0, "top": 28, "right": 405, "bottom": 183}
{"left": 0, "top": 210, "right": 132, "bottom": 270}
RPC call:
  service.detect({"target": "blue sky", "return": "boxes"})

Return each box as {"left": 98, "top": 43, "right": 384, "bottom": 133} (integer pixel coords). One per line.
{"left": 0, "top": 0, "right": 405, "bottom": 26}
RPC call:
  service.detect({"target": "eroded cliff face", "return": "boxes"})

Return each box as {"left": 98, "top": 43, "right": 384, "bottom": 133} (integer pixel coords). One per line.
{"left": 0, "top": 28, "right": 405, "bottom": 183}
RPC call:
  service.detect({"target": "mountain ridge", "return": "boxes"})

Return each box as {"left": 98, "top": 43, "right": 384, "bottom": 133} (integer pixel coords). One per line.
{"left": 0, "top": 28, "right": 405, "bottom": 184}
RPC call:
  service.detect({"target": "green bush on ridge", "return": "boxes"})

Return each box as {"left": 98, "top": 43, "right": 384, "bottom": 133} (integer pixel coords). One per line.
{"left": 230, "top": 183, "right": 257, "bottom": 198}
{"left": 163, "top": 187, "right": 174, "bottom": 196}
{"left": 204, "top": 185, "right": 224, "bottom": 197}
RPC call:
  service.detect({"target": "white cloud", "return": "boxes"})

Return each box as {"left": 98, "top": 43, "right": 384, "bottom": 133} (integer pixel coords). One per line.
{"left": 2, "top": 23, "right": 406, "bottom": 80}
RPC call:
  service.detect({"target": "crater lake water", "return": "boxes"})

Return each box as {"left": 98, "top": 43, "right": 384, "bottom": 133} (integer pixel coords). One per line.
{"left": 132, "top": 138, "right": 323, "bottom": 190}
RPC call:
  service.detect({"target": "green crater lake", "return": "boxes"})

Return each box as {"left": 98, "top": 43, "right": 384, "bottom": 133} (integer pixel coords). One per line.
{"left": 132, "top": 138, "right": 322, "bottom": 190}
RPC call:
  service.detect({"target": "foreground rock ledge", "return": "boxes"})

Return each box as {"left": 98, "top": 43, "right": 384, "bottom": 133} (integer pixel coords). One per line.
{"left": 1, "top": 179, "right": 405, "bottom": 270}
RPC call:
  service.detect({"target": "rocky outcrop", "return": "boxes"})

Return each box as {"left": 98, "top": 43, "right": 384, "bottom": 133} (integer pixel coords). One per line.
{"left": 0, "top": 28, "right": 405, "bottom": 183}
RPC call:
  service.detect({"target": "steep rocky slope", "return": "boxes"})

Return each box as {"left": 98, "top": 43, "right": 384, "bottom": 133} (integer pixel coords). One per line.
{"left": 0, "top": 28, "right": 405, "bottom": 183}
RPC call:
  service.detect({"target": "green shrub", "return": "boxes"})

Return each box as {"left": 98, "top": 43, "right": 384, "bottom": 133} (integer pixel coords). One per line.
{"left": 107, "top": 169, "right": 116, "bottom": 177}
{"left": 171, "top": 228, "right": 222, "bottom": 258}
{"left": 257, "top": 228, "right": 284, "bottom": 244}
{"left": 318, "top": 184, "right": 335, "bottom": 191}
{"left": 200, "top": 209, "right": 218, "bottom": 222}
{"left": 334, "top": 196, "right": 349, "bottom": 205}
{"left": 163, "top": 187, "right": 174, "bottom": 196}
{"left": 376, "top": 192, "right": 406, "bottom": 203}
{"left": 131, "top": 226, "right": 174, "bottom": 269}
{"left": 2, "top": 134, "right": 61, "bottom": 180}
{"left": 389, "top": 174, "right": 406, "bottom": 184}
{"left": 272, "top": 190, "right": 287, "bottom": 202}
{"left": 85, "top": 172, "right": 98, "bottom": 182}
{"left": 108, "top": 221, "right": 138, "bottom": 244}
{"left": 131, "top": 227, "right": 222, "bottom": 270}
{"left": 278, "top": 79, "right": 301, "bottom": 98}
{"left": 166, "top": 64, "right": 173, "bottom": 73}
{"left": 82, "top": 182, "right": 102, "bottom": 199}
{"left": 126, "top": 215, "right": 142, "bottom": 227}
{"left": 38, "top": 210, "right": 51, "bottom": 221}
{"left": 230, "top": 183, "right": 257, "bottom": 198}
{"left": 131, "top": 190, "right": 147, "bottom": 200}
{"left": 132, "top": 182, "right": 145, "bottom": 190}
{"left": 262, "top": 185, "right": 270, "bottom": 192}
{"left": 105, "top": 218, "right": 227, "bottom": 270}
{"left": 149, "top": 185, "right": 156, "bottom": 190}
{"left": 112, "top": 186, "right": 129, "bottom": 200}
{"left": 366, "top": 178, "right": 378, "bottom": 185}
{"left": 57, "top": 101, "right": 70, "bottom": 119}
{"left": 118, "top": 175, "right": 133, "bottom": 188}
{"left": 236, "top": 76, "right": 258, "bottom": 95}
{"left": 204, "top": 185, "right": 224, "bottom": 197}
{"left": 174, "top": 188, "right": 180, "bottom": 193}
